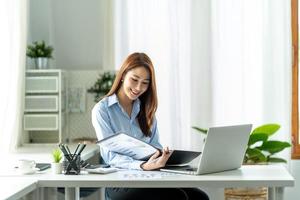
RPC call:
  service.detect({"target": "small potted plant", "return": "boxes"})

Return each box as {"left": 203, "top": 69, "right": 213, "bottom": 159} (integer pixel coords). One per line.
{"left": 87, "top": 71, "right": 116, "bottom": 102}
{"left": 51, "top": 148, "right": 63, "bottom": 174}
{"left": 26, "top": 40, "right": 54, "bottom": 69}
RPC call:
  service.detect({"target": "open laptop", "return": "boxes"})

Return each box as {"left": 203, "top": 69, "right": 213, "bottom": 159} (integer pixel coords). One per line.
{"left": 160, "top": 124, "right": 252, "bottom": 175}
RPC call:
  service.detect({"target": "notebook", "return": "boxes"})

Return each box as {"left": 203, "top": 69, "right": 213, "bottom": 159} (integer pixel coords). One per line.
{"left": 97, "top": 133, "right": 201, "bottom": 166}
{"left": 36, "top": 163, "right": 51, "bottom": 171}
{"left": 160, "top": 124, "right": 252, "bottom": 175}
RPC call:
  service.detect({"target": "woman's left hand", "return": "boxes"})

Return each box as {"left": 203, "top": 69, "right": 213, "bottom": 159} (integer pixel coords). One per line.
{"left": 141, "top": 147, "right": 172, "bottom": 171}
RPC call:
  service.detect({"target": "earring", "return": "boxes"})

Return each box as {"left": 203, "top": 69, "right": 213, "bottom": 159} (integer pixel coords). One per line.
{"left": 121, "top": 79, "right": 124, "bottom": 82}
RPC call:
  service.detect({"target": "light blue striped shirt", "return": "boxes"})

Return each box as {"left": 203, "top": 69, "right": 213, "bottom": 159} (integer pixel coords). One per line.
{"left": 92, "top": 94, "right": 162, "bottom": 170}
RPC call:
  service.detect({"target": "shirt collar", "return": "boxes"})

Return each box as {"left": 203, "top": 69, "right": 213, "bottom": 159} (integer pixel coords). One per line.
{"left": 107, "top": 94, "right": 118, "bottom": 107}
{"left": 107, "top": 93, "right": 141, "bottom": 111}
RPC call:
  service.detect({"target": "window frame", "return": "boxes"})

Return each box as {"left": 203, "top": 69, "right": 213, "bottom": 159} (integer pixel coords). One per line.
{"left": 292, "top": 0, "right": 300, "bottom": 159}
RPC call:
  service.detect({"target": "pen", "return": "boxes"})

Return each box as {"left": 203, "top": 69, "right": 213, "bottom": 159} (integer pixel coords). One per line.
{"left": 72, "top": 143, "right": 81, "bottom": 160}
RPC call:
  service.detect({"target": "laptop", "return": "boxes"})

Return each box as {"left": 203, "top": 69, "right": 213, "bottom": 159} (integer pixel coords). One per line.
{"left": 160, "top": 124, "right": 252, "bottom": 175}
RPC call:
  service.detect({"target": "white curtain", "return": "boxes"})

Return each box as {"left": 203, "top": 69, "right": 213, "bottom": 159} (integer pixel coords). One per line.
{"left": 114, "top": 0, "right": 192, "bottom": 149}
{"left": 211, "top": 0, "right": 291, "bottom": 155}
{"left": 0, "top": 0, "right": 27, "bottom": 157}
{"left": 211, "top": 0, "right": 264, "bottom": 125}
{"left": 114, "top": 0, "right": 291, "bottom": 152}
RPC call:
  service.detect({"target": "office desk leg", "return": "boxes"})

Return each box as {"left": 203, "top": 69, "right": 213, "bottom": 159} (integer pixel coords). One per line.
{"left": 268, "top": 187, "right": 284, "bottom": 200}
{"left": 100, "top": 187, "right": 105, "bottom": 200}
{"left": 29, "top": 187, "right": 45, "bottom": 200}
{"left": 65, "top": 187, "right": 80, "bottom": 200}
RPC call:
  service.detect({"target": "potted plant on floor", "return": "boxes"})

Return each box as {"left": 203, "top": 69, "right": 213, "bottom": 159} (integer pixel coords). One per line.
{"left": 26, "top": 40, "right": 54, "bottom": 69}
{"left": 192, "top": 123, "right": 291, "bottom": 200}
{"left": 51, "top": 148, "right": 63, "bottom": 174}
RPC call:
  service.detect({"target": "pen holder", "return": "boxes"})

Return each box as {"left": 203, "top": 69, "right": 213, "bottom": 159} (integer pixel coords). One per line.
{"left": 63, "top": 154, "right": 81, "bottom": 175}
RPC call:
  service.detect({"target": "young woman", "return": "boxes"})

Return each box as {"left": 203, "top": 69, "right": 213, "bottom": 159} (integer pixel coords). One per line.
{"left": 92, "top": 52, "right": 209, "bottom": 200}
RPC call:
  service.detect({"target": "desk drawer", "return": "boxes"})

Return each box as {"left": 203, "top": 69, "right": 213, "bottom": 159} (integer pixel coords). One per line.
{"left": 26, "top": 76, "right": 58, "bottom": 93}
{"left": 24, "top": 114, "right": 58, "bottom": 130}
{"left": 25, "top": 96, "right": 58, "bottom": 112}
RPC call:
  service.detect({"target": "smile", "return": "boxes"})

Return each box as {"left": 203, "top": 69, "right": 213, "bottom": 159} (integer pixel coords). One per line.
{"left": 130, "top": 89, "right": 140, "bottom": 96}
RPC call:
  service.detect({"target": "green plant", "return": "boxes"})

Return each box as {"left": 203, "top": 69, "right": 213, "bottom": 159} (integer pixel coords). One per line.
{"left": 192, "top": 123, "right": 291, "bottom": 164}
{"left": 26, "top": 40, "right": 54, "bottom": 58}
{"left": 87, "top": 71, "right": 116, "bottom": 102}
{"left": 52, "top": 148, "right": 63, "bottom": 163}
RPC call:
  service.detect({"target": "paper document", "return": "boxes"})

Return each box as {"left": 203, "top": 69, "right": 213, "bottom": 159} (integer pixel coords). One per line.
{"left": 97, "top": 133, "right": 158, "bottom": 160}
{"left": 120, "top": 171, "right": 163, "bottom": 179}
{"left": 118, "top": 170, "right": 176, "bottom": 179}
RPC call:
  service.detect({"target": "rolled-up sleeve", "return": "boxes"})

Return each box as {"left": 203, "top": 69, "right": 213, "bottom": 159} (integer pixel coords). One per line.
{"left": 91, "top": 102, "right": 145, "bottom": 170}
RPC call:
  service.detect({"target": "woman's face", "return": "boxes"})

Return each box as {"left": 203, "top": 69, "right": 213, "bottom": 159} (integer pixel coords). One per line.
{"left": 121, "top": 66, "right": 150, "bottom": 101}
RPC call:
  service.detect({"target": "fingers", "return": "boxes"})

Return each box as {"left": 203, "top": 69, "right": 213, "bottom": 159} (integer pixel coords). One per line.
{"left": 149, "top": 150, "right": 160, "bottom": 162}
{"left": 154, "top": 150, "right": 160, "bottom": 157}
{"left": 145, "top": 148, "right": 172, "bottom": 170}
{"left": 143, "top": 147, "right": 173, "bottom": 171}
{"left": 162, "top": 147, "right": 171, "bottom": 156}
{"left": 163, "top": 147, "right": 169, "bottom": 154}
{"left": 158, "top": 147, "right": 172, "bottom": 165}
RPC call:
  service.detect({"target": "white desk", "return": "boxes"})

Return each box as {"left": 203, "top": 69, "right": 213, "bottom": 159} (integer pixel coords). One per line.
{"left": 0, "top": 178, "right": 37, "bottom": 200}
{"left": 6, "top": 144, "right": 100, "bottom": 163}
{"left": 0, "top": 144, "right": 100, "bottom": 199}
{"left": 3, "top": 165, "right": 292, "bottom": 200}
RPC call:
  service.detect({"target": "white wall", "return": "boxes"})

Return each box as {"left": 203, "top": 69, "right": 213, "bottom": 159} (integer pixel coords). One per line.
{"left": 28, "top": 0, "right": 51, "bottom": 44}
{"left": 51, "top": 0, "right": 103, "bottom": 70}
{"left": 67, "top": 70, "right": 102, "bottom": 141}
{"left": 28, "top": 0, "right": 114, "bottom": 70}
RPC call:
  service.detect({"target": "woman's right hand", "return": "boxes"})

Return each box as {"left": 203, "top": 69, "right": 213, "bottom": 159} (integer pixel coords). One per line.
{"left": 141, "top": 147, "right": 172, "bottom": 171}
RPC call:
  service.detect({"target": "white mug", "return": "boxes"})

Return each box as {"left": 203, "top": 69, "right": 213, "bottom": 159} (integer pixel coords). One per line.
{"left": 18, "top": 159, "right": 36, "bottom": 171}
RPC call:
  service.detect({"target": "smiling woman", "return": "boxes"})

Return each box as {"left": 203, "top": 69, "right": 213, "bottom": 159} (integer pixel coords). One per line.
{"left": 0, "top": 0, "right": 27, "bottom": 155}
{"left": 91, "top": 52, "right": 209, "bottom": 200}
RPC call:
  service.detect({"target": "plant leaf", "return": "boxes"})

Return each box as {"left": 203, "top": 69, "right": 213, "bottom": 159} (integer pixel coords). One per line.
{"left": 52, "top": 149, "right": 62, "bottom": 163}
{"left": 252, "top": 124, "right": 280, "bottom": 136}
{"left": 248, "top": 133, "right": 268, "bottom": 146}
{"left": 245, "top": 148, "right": 267, "bottom": 163}
{"left": 191, "top": 126, "right": 208, "bottom": 134}
{"left": 26, "top": 41, "right": 53, "bottom": 58}
{"left": 257, "top": 140, "right": 291, "bottom": 154}
{"left": 267, "top": 157, "right": 287, "bottom": 163}
{"left": 87, "top": 71, "right": 116, "bottom": 102}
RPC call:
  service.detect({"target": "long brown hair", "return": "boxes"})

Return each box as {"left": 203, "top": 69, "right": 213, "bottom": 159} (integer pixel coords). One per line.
{"left": 106, "top": 52, "right": 158, "bottom": 137}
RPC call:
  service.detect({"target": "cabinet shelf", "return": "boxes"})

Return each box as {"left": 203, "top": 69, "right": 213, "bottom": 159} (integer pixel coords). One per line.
{"left": 23, "top": 69, "right": 67, "bottom": 144}
{"left": 25, "top": 95, "right": 58, "bottom": 112}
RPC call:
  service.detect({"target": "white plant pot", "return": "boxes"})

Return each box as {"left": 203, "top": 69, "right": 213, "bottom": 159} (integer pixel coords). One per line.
{"left": 35, "top": 57, "right": 49, "bottom": 69}
{"left": 51, "top": 162, "right": 63, "bottom": 174}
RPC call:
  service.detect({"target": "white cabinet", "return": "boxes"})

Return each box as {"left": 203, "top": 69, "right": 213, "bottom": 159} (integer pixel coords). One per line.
{"left": 24, "top": 70, "right": 67, "bottom": 144}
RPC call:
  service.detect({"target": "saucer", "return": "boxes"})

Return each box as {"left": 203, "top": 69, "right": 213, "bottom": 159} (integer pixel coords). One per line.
{"left": 17, "top": 167, "right": 40, "bottom": 175}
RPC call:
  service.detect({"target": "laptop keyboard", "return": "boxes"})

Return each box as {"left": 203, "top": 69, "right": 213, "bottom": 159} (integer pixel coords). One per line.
{"left": 163, "top": 165, "right": 197, "bottom": 172}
